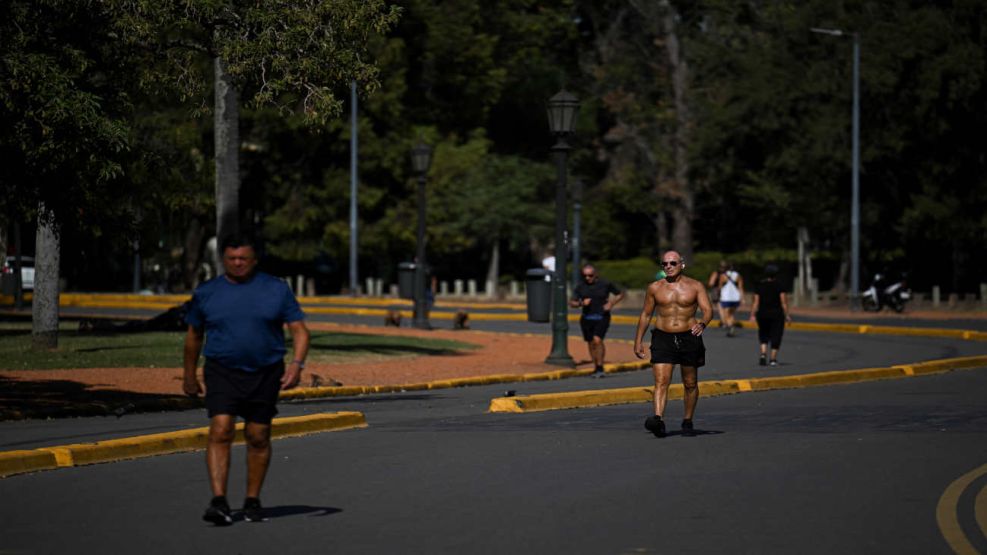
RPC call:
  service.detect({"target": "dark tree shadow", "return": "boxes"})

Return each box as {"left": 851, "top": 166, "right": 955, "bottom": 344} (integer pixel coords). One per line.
{"left": 308, "top": 342, "right": 468, "bottom": 357}
{"left": 0, "top": 375, "right": 200, "bottom": 420}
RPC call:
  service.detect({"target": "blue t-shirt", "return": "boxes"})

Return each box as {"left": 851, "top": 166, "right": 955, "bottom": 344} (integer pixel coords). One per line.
{"left": 185, "top": 272, "right": 305, "bottom": 372}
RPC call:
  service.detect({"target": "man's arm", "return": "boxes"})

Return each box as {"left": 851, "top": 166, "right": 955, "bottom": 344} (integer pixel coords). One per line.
{"left": 691, "top": 281, "right": 713, "bottom": 336}
{"left": 282, "top": 320, "right": 310, "bottom": 390}
{"left": 183, "top": 325, "right": 204, "bottom": 396}
{"left": 633, "top": 284, "right": 657, "bottom": 358}
{"left": 604, "top": 289, "right": 625, "bottom": 312}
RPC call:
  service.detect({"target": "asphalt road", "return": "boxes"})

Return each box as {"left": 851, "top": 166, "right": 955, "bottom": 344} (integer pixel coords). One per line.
{"left": 1, "top": 318, "right": 986, "bottom": 554}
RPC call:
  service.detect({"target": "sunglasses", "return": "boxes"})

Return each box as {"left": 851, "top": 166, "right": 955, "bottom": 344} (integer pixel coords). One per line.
{"left": 660, "top": 260, "right": 681, "bottom": 267}
{"left": 582, "top": 273, "right": 595, "bottom": 278}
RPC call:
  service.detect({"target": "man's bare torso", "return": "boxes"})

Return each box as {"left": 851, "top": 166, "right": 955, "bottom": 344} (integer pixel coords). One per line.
{"left": 650, "top": 276, "right": 702, "bottom": 333}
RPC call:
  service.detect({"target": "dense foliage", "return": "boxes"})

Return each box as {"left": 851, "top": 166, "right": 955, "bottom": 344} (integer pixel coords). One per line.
{"left": 2, "top": 0, "right": 984, "bottom": 295}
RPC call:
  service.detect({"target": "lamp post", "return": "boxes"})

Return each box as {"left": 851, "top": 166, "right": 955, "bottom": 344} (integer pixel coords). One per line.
{"left": 570, "top": 178, "right": 583, "bottom": 291}
{"left": 410, "top": 140, "right": 432, "bottom": 329}
{"left": 349, "top": 80, "right": 359, "bottom": 296}
{"left": 545, "top": 89, "right": 578, "bottom": 366}
{"left": 811, "top": 27, "right": 861, "bottom": 310}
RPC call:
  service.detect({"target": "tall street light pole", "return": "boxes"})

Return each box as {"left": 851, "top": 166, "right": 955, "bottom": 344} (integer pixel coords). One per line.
{"left": 410, "top": 141, "right": 433, "bottom": 330}
{"left": 349, "top": 80, "right": 359, "bottom": 295}
{"left": 545, "top": 90, "right": 578, "bottom": 366}
{"left": 570, "top": 178, "right": 582, "bottom": 291}
{"left": 811, "top": 27, "right": 861, "bottom": 310}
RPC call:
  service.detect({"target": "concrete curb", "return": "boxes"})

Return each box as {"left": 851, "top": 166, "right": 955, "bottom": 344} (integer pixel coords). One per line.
{"left": 487, "top": 355, "right": 987, "bottom": 413}
{"left": 0, "top": 411, "right": 366, "bottom": 479}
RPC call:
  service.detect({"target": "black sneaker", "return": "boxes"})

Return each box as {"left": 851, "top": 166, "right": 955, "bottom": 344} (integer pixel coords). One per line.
{"left": 591, "top": 366, "right": 606, "bottom": 378}
{"left": 759, "top": 355, "right": 767, "bottom": 366}
{"left": 242, "top": 497, "right": 267, "bottom": 523}
{"left": 203, "top": 496, "right": 233, "bottom": 526}
{"left": 769, "top": 359, "right": 778, "bottom": 367}
{"left": 644, "top": 416, "right": 666, "bottom": 438}
{"left": 681, "top": 419, "right": 696, "bottom": 437}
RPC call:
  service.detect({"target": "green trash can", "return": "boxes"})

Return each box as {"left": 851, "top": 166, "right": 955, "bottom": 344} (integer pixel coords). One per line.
{"left": 397, "top": 262, "right": 416, "bottom": 299}
{"left": 526, "top": 268, "right": 552, "bottom": 323}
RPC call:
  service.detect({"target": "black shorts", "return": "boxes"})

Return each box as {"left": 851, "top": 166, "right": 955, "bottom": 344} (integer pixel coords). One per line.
{"left": 204, "top": 359, "right": 284, "bottom": 424}
{"left": 580, "top": 314, "right": 611, "bottom": 342}
{"left": 756, "top": 314, "right": 785, "bottom": 349}
{"left": 650, "top": 329, "right": 706, "bottom": 368}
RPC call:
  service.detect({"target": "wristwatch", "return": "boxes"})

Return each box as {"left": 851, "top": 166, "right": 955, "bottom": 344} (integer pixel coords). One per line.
{"left": 291, "top": 359, "right": 306, "bottom": 369}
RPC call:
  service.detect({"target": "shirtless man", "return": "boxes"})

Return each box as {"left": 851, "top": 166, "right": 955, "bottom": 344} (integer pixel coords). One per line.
{"left": 633, "top": 251, "right": 713, "bottom": 438}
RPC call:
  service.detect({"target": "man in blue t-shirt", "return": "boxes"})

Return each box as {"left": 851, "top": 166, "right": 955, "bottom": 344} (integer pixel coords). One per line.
{"left": 183, "top": 235, "right": 310, "bottom": 525}
{"left": 569, "top": 264, "right": 625, "bottom": 377}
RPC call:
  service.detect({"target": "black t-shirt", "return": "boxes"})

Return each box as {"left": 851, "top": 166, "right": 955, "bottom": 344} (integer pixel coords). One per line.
{"left": 573, "top": 278, "right": 622, "bottom": 316}
{"left": 755, "top": 279, "right": 785, "bottom": 317}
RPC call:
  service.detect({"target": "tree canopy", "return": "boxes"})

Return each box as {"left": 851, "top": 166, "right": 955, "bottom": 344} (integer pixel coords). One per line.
{"left": 3, "top": 0, "right": 984, "bottom": 296}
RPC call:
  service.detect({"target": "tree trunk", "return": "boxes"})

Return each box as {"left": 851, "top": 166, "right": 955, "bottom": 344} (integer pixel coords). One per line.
{"left": 182, "top": 217, "right": 206, "bottom": 290}
{"left": 32, "top": 203, "right": 60, "bottom": 350}
{"left": 659, "top": 0, "right": 694, "bottom": 261}
{"left": 0, "top": 220, "right": 6, "bottom": 267}
{"left": 486, "top": 241, "right": 500, "bottom": 290}
{"left": 214, "top": 56, "right": 240, "bottom": 269}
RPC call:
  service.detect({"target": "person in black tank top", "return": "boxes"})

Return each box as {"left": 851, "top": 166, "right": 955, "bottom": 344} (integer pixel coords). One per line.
{"left": 747, "top": 264, "right": 792, "bottom": 366}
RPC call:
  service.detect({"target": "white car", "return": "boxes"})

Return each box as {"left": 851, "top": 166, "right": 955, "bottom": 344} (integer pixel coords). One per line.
{"left": 1, "top": 256, "right": 34, "bottom": 290}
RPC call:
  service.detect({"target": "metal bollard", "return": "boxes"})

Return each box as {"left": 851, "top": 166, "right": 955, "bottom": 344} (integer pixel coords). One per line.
{"left": 467, "top": 279, "right": 477, "bottom": 296}
{"left": 932, "top": 285, "right": 940, "bottom": 308}
{"left": 454, "top": 279, "right": 463, "bottom": 295}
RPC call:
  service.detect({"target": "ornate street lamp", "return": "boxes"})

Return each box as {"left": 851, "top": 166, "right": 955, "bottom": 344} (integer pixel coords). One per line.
{"left": 410, "top": 140, "right": 433, "bottom": 329}
{"left": 545, "top": 89, "right": 579, "bottom": 366}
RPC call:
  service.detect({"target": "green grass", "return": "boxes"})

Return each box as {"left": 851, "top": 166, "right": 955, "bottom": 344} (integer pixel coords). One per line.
{"left": 0, "top": 322, "right": 478, "bottom": 370}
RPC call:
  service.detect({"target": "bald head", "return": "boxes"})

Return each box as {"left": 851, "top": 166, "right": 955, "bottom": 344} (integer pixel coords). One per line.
{"left": 660, "top": 251, "right": 685, "bottom": 280}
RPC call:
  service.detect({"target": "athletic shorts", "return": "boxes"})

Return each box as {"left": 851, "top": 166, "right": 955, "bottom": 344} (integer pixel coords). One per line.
{"left": 650, "top": 329, "right": 706, "bottom": 368}
{"left": 580, "top": 313, "right": 611, "bottom": 342}
{"left": 719, "top": 300, "right": 740, "bottom": 309}
{"left": 204, "top": 358, "right": 284, "bottom": 424}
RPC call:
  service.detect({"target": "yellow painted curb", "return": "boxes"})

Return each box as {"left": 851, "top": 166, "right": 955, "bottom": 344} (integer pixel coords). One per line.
{"left": 488, "top": 355, "right": 987, "bottom": 413}
{"left": 281, "top": 361, "right": 652, "bottom": 402}
{"left": 0, "top": 412, "right": 366, "bottom": 479}
{"left": 0, "top": 449, "right": 58, "bottom": 478}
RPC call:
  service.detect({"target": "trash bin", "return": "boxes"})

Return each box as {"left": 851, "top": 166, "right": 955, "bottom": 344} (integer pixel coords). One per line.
{"left": 525, "top": 268, "right": 552, "bottom": 323}
{"left": 0, "top": 274, "right": 15, "bottom": 296}
{"left": 397, "top": 262, "right": 417, "bottom": 299}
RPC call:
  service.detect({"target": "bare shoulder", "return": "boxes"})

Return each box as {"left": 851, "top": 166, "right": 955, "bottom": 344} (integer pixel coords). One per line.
{"left": 681, "top": 275, "right": 704, "bottom": 290}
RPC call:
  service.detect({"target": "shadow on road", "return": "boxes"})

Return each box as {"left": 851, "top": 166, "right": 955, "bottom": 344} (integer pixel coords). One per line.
{"left": 262, "top": 505, "right": 343, "bottom": 519}
{"left": 0, "top": 375, "right": 198, "bottom": 420}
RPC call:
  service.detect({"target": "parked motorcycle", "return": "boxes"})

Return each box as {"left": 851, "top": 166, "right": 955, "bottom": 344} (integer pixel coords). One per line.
{"left": 861, "top": 273, "right": 911, "bottom": 312}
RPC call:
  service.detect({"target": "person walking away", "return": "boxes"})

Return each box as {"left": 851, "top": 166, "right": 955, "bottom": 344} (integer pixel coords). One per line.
{"left": 634, "top": 251, "right": 713, "bottom": 437}
{"left": 748, "top": 264, "right": 791, "bottom": 367}
{"left": 716, "top": 261, "right": 744, "bottom": 337}
{"left": 183, "top": 234, "right": 310, "bottom": 525}
{"left": 706, "top": 261, "right": 726, "bottom": 327}
{"left": 570, "top": 264, "right": 625, "bottom": 377}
